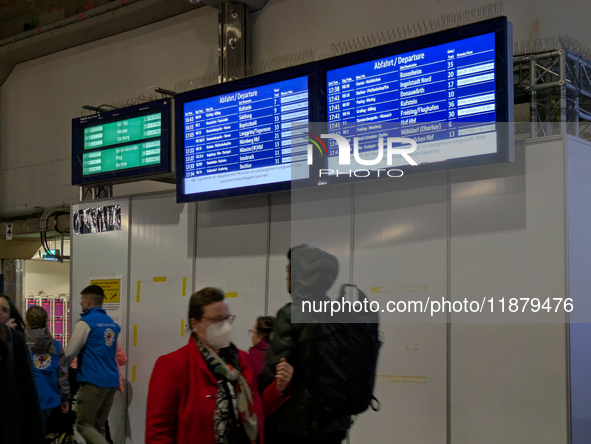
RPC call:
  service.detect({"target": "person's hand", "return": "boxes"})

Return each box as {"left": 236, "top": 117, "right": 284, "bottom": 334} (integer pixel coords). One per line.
{"left": 6, "top": 318, "right": 17, "bottom": 329}
{"left": 275, "top": 358, "right": 293, "bottom": 393}
{"left": 61, "top": 402, "right": 69, "bottom": 414}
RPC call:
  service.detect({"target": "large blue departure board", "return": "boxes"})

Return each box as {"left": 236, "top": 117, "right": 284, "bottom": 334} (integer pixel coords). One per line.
{"left": 327, "top": 33, "right": 496, "bottom": 126}
{"left": 174, "top": 18, "right": 512, "bottom": 200}
{"left": 322, "top": 17, "right": 513, "bottom": 177}
{"left": 179, "top": 76, "right": 310, "bottom": 200}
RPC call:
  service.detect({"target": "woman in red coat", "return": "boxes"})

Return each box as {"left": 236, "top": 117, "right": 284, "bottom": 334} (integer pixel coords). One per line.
{"left": 146, "top": 287, "right": 293, "bottom": 444}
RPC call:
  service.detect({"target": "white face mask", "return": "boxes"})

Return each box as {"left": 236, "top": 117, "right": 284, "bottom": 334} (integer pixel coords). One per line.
{"left": 198, "top": 321, "right": 231, "bottom": 349}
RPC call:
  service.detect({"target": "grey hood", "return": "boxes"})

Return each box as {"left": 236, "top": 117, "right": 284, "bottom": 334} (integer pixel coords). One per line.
{"left": 26, "top": 328, "right": 52, "bottom": 354}
{"left": 290, "top": 244, "right": 339, "bottom": 303}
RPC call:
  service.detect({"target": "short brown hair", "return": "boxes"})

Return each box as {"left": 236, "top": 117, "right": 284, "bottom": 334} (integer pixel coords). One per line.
{"left": 26, "top": 306, "right": 56, "bottom": 355}
{"left": 188, "top": 287, "right": 225, "bottom": 321}
{"left": 81, "top": 285, "right": 105, "bottom": 306}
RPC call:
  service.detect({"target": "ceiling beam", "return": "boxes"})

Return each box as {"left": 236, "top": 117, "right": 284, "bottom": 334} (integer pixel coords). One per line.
{"left": 0, "top": 0, "right": 204, "bottom": 86}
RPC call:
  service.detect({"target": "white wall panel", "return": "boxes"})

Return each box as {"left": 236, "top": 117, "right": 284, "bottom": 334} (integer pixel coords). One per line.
{"left": 450, "top": 138, "right": 568, "bottom": 443}
{"left": 349, "top": 174, "right": 448, "bottom": 444}
{"left": 268, "top": 191, "right": 292, "bottom": 317}
{"left": 127, "top": 193, "right": 195, "bottom": 444}
{"left": 566, "top": 136, "right": 591, "bottom": 443}
{"left": 269, "top": 186, "right": 354, "bottom": 317}
{"left": 24, "top": 260, "right": 70, "bottom": 296}
{"left": 71, "top": 198, "right": 130, "bottom": 444}
{"left": 292, "top": 185, "right": 353, "bottom": 287}
{"left": 195, "top": 195, "right": 269, "bottom": 352}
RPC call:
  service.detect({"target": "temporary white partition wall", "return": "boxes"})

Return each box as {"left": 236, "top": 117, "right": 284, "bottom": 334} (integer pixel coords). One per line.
{"left": 268, "top": 192, "right": 293, "bottom": 316}
{"left": 449, "top": 138, "right": 569, "bottom": 443}
{"left": 70, "top": 198, "right": 131, "bottom": 444}
{"left": 268, "top": 185, "right": 354, "bottom": 318}
{"left": 195, "top": 195, "right": 269, "bottom": 352}
{"left": 350, "top": 173, "right": 449, "bottom": 444}
{"left": 566, "top": 136, "right": 591, "bottom": 444}
{"left": 69, "top": 135, "right": 591, "bottom": 444}
{"left": 127, "top": 194, "right": 195, "bottom": 443}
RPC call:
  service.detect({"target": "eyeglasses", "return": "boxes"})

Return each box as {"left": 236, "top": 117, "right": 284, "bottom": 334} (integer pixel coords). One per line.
{"left": 201, "top": 315, "right": 236, "bottom": 325}
{"left": 248, "top": 329, "right": 259, "bottom": 337}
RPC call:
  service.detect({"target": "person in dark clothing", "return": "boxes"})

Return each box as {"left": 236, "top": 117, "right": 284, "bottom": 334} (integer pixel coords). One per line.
{"left": 264, "top": 245, "right": 351, "bottom": 444}
{"left": 0, "top": 321, "right": 47, "bottom": 444}
{"left": 247, "top": 316, "right": 275, "bottom": 376}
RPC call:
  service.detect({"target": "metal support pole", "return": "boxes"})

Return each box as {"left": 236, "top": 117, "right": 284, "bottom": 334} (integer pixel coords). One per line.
{"left": 573, "top": 55, "right": 580, "bottom": 137}
{"left": 530, "top": 58, "right": 538, "bottom": 138}
{"left": 79, "top": 185, "right": 113, "bottom": 201}
{"left": 219, "top": 2, "right": 248, "bottom": 82}
{"left": 1, "top": 259, "right": 25, "bottom": 313}
{"left": 559, "top": 50, "right": 567, "bottom": 135}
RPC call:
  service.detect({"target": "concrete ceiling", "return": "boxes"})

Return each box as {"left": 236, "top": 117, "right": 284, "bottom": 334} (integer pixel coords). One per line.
{"left": 0, "top": 0, "right": 204, "bottom": 86}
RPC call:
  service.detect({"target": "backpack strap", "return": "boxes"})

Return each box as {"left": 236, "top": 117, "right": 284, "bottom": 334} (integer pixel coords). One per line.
{"left": 338, "top": 283, "right": 368, "bottom": 302}
{"left": 370, "top": 395, "right": 381, "bottom": 412}
{"left": 338, "top": 283, "right": 379, "bottom": 324}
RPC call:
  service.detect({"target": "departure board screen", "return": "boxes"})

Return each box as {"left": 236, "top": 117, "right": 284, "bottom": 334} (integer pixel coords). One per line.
{"left": 323, "top": 18, "right": 513, "bottom": 176}
{"left": 83, "top": 114, "right": 162, "bottom": 150}
{"left": 72, "top": 100, "right": 171, "bottom": 186}
{"left": 179, "top": 76, "right": 310, "bottom": 200}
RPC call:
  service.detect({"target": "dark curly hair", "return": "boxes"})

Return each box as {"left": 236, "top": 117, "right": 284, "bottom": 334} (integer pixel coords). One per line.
{"left": 255, "top": 316, "right": 275, "bottom": 343}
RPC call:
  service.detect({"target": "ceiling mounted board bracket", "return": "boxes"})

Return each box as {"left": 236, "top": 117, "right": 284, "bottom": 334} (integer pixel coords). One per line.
{"left": 194, "top": 0, "right": 269, "bottom": 12}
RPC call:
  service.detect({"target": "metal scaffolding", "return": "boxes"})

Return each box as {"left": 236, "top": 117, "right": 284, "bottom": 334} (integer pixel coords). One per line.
{"left": 514, "top": 48, "right": 591, "bottom": 140}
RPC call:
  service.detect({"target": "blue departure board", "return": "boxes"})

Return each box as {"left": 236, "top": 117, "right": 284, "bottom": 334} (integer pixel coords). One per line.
{"left": 181, "top": 76, "right": 310, "bottom": 198}
{"left": 325, "top": 32, "right": 503, "bottom": 169}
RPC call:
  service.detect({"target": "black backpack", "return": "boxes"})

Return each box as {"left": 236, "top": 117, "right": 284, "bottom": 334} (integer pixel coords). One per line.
{"left": 306, "top": 284, "right": 382, "bottom": 415}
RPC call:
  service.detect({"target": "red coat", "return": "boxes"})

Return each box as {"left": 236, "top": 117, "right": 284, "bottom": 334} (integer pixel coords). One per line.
{"left": 146, "top": 338, "right": 286, "bottom": 444}
{"left": 247, "top": 340, "right": 269, "bottom": 377}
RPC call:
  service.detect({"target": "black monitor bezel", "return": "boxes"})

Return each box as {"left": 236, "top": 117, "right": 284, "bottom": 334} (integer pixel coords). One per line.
{"left": 315, "top": 16, "right": 513, "bottom": 184}
{"left": 174, "top": 64, "right": 320, "bottom": 203}
{"left": 71, "top": 99, "right": 172, "bottom": 186}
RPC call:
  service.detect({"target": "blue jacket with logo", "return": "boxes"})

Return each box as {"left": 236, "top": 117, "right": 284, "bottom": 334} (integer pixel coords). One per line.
{"left": 28, "top": 337, "right": 62, "bottom": 410}
{"left": 78, "top": 307, "right": 120, "bottom": 388}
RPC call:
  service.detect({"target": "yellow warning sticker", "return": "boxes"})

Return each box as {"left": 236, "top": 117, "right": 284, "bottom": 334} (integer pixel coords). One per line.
{"left": 90, "top": 279, "right": 121, "bottom": 303}
{"left": 378, "top": 375, "right": 427, "bottom": 383}
{"left": 370, "top": 286, "right": 427, "bottom": 293}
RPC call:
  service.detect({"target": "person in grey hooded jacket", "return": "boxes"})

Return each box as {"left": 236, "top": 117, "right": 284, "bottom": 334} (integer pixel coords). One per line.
{"left": 264, "top": 244, "right": 351, "bottom": 444}
{"left": 26, "top": 305, "right": 70, "bottom": 426}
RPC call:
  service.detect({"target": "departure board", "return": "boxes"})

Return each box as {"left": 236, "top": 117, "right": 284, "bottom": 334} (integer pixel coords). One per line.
{"left": 72, "top": 100, "right": 171, "bottom": 186}
{"left": 81, "top": 140, "right": 161, "bottom": 174}
{"left": 326, "top": 32, "right": 502, "bottom": 169}
{"left": 83, "top": 113, "right": 161, "bottom": 150}
{"left": 180, "top": 76, "right": 310, "bottom": 197}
